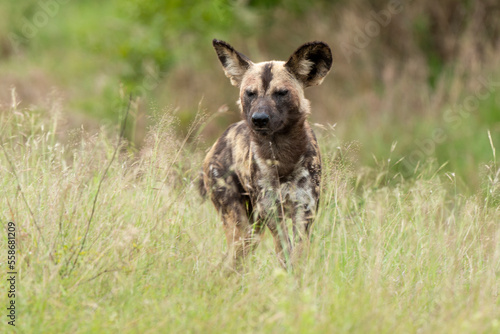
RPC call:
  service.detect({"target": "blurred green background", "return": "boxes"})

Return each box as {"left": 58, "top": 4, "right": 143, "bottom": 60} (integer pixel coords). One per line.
{"left": 0, "top": 0, "right": 499, "bottom": 193}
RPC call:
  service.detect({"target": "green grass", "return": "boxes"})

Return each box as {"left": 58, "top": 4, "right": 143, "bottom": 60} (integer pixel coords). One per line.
{"left": 1, "top": 101, "right": 499, "bottom": 333}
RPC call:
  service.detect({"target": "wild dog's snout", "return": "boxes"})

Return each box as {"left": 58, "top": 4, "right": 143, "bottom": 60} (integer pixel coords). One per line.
{"left": 251, "top": 98, "right": 273, "bottom": 130}
{"left": 251, "top": 112, "right": 270, "bottom": 128}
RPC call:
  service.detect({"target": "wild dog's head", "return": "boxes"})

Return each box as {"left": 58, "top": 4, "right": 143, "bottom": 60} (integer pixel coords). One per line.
{"left": 213, "top": 39, "right": 332, "bottom": 137}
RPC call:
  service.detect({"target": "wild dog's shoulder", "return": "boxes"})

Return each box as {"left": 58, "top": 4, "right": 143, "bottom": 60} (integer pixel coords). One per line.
{"left": 203, "top": 121, "right": 251, "bottom": 172}
{"left": 302, "top": 123, "right": 321, "bottom": 187}
{"left": 205, "top": 121, "right": 247, "bottom": 155}
{"left": 302, "top": 123, "right": 321, "bottom": 163}
{"left": 201, "top": 120, "right": 253, "bottom": 200}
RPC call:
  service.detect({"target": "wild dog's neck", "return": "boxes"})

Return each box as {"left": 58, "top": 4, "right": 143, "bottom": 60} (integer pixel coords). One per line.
{"left": 251, "top": 119, "right": 309, "bottom": 177}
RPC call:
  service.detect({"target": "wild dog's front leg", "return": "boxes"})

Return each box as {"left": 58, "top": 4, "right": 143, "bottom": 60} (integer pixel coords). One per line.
{"left": 220, "top": 201, "right": 264, "bottom": 269}
{"left": 258, "top": 195, "right": 293, "bottom": 269}
{"left": 266, "top": 215, "right": 293, "bottom": 269}
{"left": 256, "top": 186, "right": 293, "bottom": 268}
{"left": 206, "top": 162, "right": 264, "bottom": 270}
{"left": 291, "top": 211, "right": 315, "bottom": 264}
{"left": 291, "top": 186, "right": 318, "bottom": 264}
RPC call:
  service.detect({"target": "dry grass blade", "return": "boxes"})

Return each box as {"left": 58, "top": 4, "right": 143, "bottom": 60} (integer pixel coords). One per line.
{"left": 66, "top": 95, "right": 132, "bottom": 276}
{"left": 1, "top": 140, "right": 53, "bottom": 261}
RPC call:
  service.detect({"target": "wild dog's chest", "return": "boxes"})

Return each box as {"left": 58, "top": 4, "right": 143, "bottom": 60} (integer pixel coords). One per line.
{"left": 236, "top": 142, "right": 317, "bottom": 214}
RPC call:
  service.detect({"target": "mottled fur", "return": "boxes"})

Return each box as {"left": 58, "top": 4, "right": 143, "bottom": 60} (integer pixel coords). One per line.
{"left": 200, "top": 39, "right": 332, "bottom": 269}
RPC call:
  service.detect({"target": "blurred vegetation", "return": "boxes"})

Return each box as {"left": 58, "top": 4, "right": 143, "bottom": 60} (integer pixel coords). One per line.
{"left": 0, "top": 0, "right": 499, "bottom": 192}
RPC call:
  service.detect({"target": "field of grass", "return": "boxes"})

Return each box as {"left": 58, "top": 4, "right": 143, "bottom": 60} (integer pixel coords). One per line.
{"left": 1, "top": 0, "right": 500, "bottom": 332}
{"left": 1, "top": 95, "right": 499, "bottom": 333}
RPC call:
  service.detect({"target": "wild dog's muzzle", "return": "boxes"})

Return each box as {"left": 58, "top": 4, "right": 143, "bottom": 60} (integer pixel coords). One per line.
{"left": 251, "top": 99, "right": 273, "bottom": 133}
{"left": 251, "top": 112, "right": 270, "bottom": 128}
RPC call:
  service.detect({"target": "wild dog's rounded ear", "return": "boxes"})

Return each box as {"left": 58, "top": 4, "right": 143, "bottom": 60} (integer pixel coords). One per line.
{"left": 285, "top": 41, "right": 332, "bottom": 88}
{"left": 213, "top": 39, "right": 253, "bottom": 87}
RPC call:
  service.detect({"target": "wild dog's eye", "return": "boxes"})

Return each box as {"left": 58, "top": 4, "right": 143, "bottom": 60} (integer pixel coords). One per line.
{"left": 245, "top": 90, "right": 257, "bottom": 98}
{"left": 275, "top": 89, "right": 289, "bottom": 97}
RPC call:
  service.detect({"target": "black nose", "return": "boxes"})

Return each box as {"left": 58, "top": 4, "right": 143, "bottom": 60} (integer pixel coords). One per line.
{"left": 251, "top": 112, "right": 269, "bottom": 128}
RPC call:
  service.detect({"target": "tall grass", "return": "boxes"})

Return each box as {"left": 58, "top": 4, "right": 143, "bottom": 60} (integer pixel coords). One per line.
{"left": 1, "top": 97, "right": 499, "bottom": 333}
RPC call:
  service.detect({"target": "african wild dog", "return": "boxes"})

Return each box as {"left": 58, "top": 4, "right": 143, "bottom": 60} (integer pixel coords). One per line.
{"left": 199, "top": 39, "right": 332, "bottom": 268}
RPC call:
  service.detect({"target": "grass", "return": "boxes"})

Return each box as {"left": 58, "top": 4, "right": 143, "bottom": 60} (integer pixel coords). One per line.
{"left": 1, "top": 95, "right": 499, "bottom": 333}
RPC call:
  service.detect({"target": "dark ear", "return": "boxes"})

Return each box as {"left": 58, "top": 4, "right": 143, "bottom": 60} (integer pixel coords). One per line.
{"left": 285, "top": 41, "right": 332, "bottom": 87}
{"left": 212, "top": 39, "right": 253, "bottom": 87}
